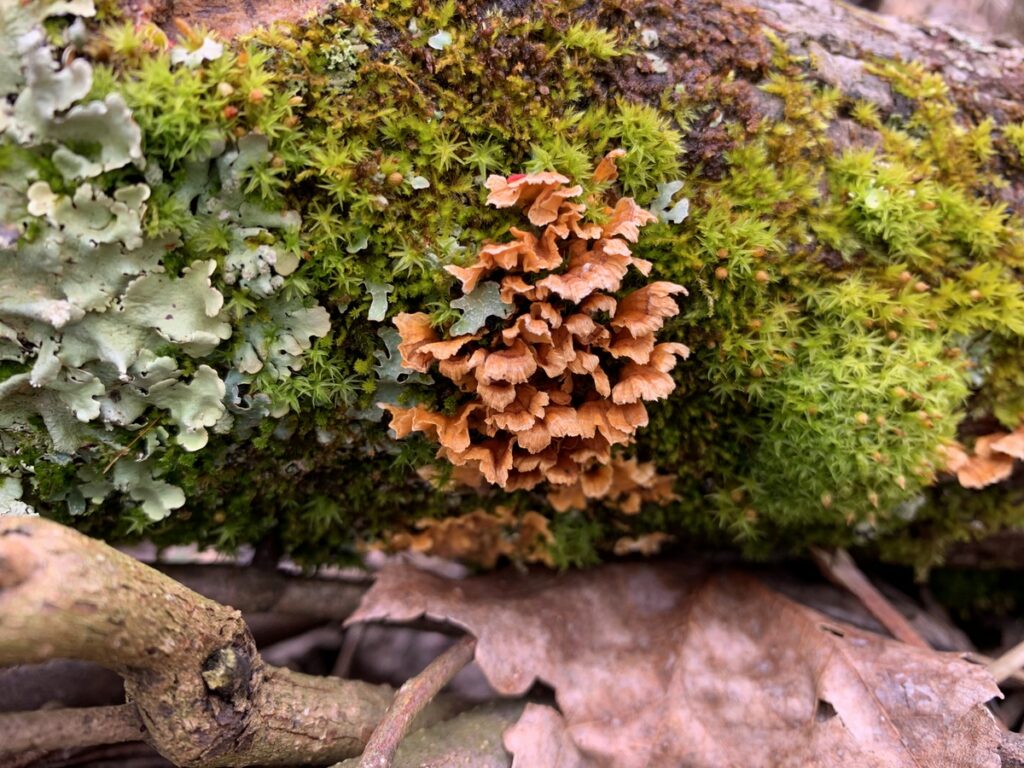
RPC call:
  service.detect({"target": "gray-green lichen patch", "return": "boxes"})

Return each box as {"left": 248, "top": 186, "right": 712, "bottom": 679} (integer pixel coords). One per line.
{"left": 0, "top": 3, "right": 329, "bottom": 521}
{"left": 0, "top": 474, "right": 35, "bottom": 516}
{"left": 449, "top": 281, "right": 513, "bottom": 336}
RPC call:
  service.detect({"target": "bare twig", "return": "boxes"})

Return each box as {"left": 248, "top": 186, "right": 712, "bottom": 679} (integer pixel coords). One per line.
{"left": 0, "top": 704, "right": 145, "bottom": 758}
{"left": 102, "top": 417, "right": 161, "bottom": 475}
{"left": 989, "top": 637, "right": 1024, "bottom": 685}
{"left": 810, "top": 547, "right": 930, "bottom": 649}
{"left": 334, "top": 623, "right": 366, "bottom": 678}
{"left": 356, "top": 635, "right": 477, "bottom": 768}
{"left": 23, "top": 742, "right": 170, "bottom": 768}
{"left": 962, "top": 651, "right": 1024, "bottom": 687}
{"left": 0, "top": 660, "right": 125, "bottom": 713}
{"left": 260, "top": 625, "right": 344, "bottom": 668}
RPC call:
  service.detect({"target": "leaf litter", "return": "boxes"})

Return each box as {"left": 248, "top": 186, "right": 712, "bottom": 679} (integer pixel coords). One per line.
{"left": 349, "top": 562, "right": 1002, "bottom": 768}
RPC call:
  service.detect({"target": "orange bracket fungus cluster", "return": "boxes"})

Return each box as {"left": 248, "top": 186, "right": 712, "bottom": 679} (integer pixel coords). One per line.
{"left": 547, "top": 456, "right": 678, "bottom": 514}
{"left": 381, "top": 151, "right": 689, "bottom": 493}
{"left": 944, "top": 427, "right": 1024, "bottom": 489}
{"left": 385, "top": 506, "right": 555, "bottom": 568}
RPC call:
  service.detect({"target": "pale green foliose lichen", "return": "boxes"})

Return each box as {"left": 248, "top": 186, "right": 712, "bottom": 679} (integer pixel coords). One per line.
{"left": 0, "top": 2, "right": 329, "bottom": 520}
{"left": 0, "top": 474, "right": 35, "bottom": 516}
{"left": 449, "top": 281, "right": 513, "bottom": 336}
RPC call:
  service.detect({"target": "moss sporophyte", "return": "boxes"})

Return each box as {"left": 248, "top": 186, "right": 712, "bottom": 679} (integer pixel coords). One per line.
{"left": 2, "top": 0, "right": 1024, "bottom": 571}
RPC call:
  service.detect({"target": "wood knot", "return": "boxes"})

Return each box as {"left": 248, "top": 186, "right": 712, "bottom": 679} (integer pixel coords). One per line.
{"left": 201, "top": 645, "right": 251, "bottom": 701}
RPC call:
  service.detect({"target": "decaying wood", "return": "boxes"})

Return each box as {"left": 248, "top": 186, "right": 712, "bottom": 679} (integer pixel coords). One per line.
{"left": 4, "top": 0, "right": 1024, "bottom": 764}
{"left": 4, "top": 517, "right": 1024, "bottom": 768}
{"left": 0, "top": 660, "right": 125, "bottom": 713}
{"left": 756, "top": 0, "right": 1024, "bottom": 123}
{"left": 154, "top": 563, "right": 368, "bottom": 622}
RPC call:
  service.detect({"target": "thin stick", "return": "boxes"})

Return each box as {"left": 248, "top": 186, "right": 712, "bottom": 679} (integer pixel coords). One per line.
{"left": 102, "top": 416, "right": 161, "bottom": 474}
{"left": 964, "top": 652, "right": 1024, "bottom": 687}
{"left": 0, "top": 704, "right": 146, "bottom": 757}
{"left": 989, "top": 637, "right": 1024, "bottom": 685}
{"left": 810, "top": 547, "right": 930, "bottom": 649}
{"left": 155, "top": 562, "right": 368, "bottom": 621}
{"left": 356, "top": 635, "right": 477, "bottom": 768}
{"left": 0, "top": 517, "right": 392, "bottom": 767}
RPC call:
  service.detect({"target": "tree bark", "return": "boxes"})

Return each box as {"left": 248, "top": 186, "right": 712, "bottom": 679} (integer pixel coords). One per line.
{"left": 755, "top": 0, "right": 1024, "bottom": 123}
{"left": 144, "top": 0, "right": 1024, "bottom": 219}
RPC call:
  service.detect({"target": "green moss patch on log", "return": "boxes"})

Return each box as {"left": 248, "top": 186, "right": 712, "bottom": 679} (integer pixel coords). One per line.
{"left": 3, "top": 0, "right": 1024, "bottom": 572}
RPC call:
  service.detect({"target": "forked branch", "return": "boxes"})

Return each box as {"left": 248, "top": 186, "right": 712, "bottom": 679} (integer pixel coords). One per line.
{"left": 0, "top": 517, "right": 391, "bottom": 767}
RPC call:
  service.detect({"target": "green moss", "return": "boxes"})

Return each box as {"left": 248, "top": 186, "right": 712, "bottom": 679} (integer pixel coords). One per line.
{"left": 6, "top": 0, "right": 1024, "bottom": 570}
{"left": 1006, "top": 123, "right": 1024, "bottom": 164}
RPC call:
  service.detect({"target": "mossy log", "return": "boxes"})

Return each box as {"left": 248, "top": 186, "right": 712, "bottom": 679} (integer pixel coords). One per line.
{"left": 3, "top": 0, "right": 1024, "bottom": 570}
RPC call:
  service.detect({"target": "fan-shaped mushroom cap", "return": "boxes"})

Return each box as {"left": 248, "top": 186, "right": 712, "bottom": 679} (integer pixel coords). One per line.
{"left": 485, "top": 171, "right": 572, "bottom": 208}
{"left": 611, "top": 282, "right": 688, "bottom": 335}
{"left": 381, "top": 403, "right": 478, "bottom": 453}
{"left": 444, "top": 263, "right": 490, "bottom": 293}
{"left": 593, "top": 148, "right": 627, "bottom": 183}
{"left": 528, "top": 184, "right": 584, "bottom": 226}
{"left": 479, "top": 339, "right": 538, "bottom": 384}
{"left": 607, "top": 330, "right": 655, "bottom": 363}
{"left": 991, "top": 430, "right": 1024, "bottom": 460}
{"left": 384, "top": 157, "right": 689, "bottom": 493}
{"left": 612, "top": 364, "right": 676, "bottom": 404}
{"left": 603, "top": 197, "right": 658, "bottom": 242}
{"left": 420, "top": 334, "right": 478, "bottom": 361}
{"left": 394, "top": 312, "right": 439, "bottom": 372}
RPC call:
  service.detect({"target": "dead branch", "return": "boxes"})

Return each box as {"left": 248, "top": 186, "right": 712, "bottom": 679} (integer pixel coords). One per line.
{"left": 154, "top": 563, "right": 368, "bottom": 621}
{"left": 0, "top": 660, "right": 125, "bottom": 712}
{"left": 811, "top": 547, "right": 930, "bottom": 648}
{"left": 0, "top": 517, "right": 392, "bottom": 767}
{"left": 356, "top": 636, "right": 477, "bottom": 768}
{"left": 0, "top": 704, "right": 145, "bottom": 756}
{"left": 27, "top": 743, "right": 171, "bottom": 768}
{"left": 989, "top": 636, "right": 1024, "bottom": 685}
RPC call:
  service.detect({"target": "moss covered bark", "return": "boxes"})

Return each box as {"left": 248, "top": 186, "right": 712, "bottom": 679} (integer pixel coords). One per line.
{"left": 3, "top": 0, "right": 1024, "bottom": 571}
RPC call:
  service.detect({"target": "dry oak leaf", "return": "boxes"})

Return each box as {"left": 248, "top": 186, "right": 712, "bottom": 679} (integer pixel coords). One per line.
{"left": 504, "top": 704, "right": 588, "bottom": 768}
{"left": 349, "top": 563, "right": 1002, "bottom": 768}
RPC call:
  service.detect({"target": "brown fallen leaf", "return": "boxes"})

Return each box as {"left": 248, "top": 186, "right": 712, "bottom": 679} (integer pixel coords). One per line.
{"left": 348, "top": 564, "right": 1002, "bottom": 768}
{"left": 503, "top": 704, "right": 587, "bottom": 768}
